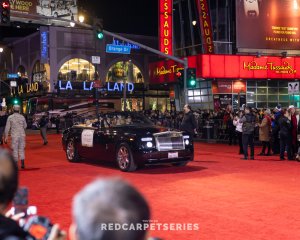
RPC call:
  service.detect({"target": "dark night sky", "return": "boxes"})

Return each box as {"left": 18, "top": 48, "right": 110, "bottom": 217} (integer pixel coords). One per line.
{"left": 84, "top": 0, "right": 158, "bottom": 36}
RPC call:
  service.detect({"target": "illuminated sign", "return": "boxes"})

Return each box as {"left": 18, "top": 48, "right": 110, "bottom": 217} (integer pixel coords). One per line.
{"left": 159, "top": 0, "right": 173, "bottom": 55}
{"left": 58, "top": 81, "right": 135, "bottom": 92}
{"left": 11, "top": 82, "right": 39, "bottom": 95}
{"left": 40, "top": 27, "right": 49, "bottom": 64}
{"left": 113, "top": 40, "right": 140, "bottom": 50}
{"left": 154, "top": 65, "right": 183, "bottom": 77}
{"left": 243, "top": 61, "right": 296, "bottom": 74}
{"left": 236, "top": 0, "right": 300, "bottom": 51}
{"left": 196, "top": 0, "right": 214, "bottom": 53}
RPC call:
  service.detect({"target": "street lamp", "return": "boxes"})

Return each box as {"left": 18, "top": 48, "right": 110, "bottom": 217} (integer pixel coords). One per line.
{"left": 70, "top": 14, "right": 75, "bottom": 27}
{"left": 78, "top": 15, "right": 85, "bottom": 23}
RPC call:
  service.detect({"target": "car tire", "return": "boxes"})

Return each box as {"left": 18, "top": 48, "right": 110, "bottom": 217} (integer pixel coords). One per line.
{"left": 66, "top": 138, "right": 80, "bottom": 162}
{"left": 116, "top": 143, "right": 137, "bottom": 172}
{"left": 172, "top": 161, "right": 188, "bottom": 167}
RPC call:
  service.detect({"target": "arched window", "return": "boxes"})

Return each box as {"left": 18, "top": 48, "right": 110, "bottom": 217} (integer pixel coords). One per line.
{"left": 58, "top": 58, "right": 95, "bottom": 81}
{"left": 32, "top": 60, "right": 47, "bottom": 82}
{"left": 106, "top": 61, "right": 144, "bottom": 83}
{"left": 17, "top": 65, "right": 27, "bottom": 78}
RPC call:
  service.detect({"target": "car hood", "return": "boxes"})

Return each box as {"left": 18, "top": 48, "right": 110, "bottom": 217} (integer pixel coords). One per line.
{"left": 118, "top": 125, "right": 181, "bottom": 135}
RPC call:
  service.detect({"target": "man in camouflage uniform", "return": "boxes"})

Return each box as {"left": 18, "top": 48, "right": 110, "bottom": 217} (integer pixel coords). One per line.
{"left": 4, "top": 105, "right": 27, "bottom": 169}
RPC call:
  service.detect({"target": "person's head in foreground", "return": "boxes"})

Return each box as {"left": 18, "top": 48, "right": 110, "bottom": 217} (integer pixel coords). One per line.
{"left": 0, "top": 148, "right": 18, "bottom": 214}
{"left": 70, "top": 178, "right": 150, "bottom": 240}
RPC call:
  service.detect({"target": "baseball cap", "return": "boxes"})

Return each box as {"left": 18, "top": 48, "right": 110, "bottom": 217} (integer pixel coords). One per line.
{"left": 13, "top": 105, "right": 20, "bottom": 111}
{"left": 288, "top": 105, "right": 295, "bottom": 110}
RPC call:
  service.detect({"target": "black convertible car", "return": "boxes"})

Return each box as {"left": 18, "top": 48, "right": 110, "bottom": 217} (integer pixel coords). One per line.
{"left": 62, "top": 112, "right": 194, "bottom": 172}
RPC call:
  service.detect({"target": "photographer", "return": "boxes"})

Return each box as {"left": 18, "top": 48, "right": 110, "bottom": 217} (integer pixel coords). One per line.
{"left": 70, "top": 177, "right": 150, "bottom": 240}
{"left": 0, "top": 148, "right": 65, "bottom": 240}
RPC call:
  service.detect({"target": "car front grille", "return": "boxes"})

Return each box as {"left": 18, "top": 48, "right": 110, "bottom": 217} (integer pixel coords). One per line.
{"left": 153, "top": 131, "right": 185, "bottom": 151}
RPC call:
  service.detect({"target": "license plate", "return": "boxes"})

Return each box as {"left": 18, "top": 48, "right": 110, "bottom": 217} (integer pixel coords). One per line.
{"left": 168, "top": 152, "right": 178, "bottom": 158}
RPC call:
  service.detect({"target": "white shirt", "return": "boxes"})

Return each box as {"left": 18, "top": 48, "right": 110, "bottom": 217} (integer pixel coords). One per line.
{"left": 233, "top": 118, "right": 243, "bottom": 133}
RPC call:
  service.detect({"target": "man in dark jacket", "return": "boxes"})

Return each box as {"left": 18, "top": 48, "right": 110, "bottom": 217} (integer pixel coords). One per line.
{"left": 180, "top": 104, "right": 197, "bottom": 137}
{"left": 240, "top": 106, "right": 256, "bottom": 160}
{"left": 279, "top": 109, "right": 293, "bottom": 160}
{"left": 39, "top": 112, "right": 49, "bottom": 145}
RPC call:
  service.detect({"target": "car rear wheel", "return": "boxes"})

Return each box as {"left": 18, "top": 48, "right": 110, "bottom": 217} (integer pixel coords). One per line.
{"left": 116, "top": 143, "right": 137, "bottom": 172}
{"left": 66, "top": 138, "right": 80, "bottom": 162}
{"left": 172, "top": 161, "right": 188, "bottom": 167}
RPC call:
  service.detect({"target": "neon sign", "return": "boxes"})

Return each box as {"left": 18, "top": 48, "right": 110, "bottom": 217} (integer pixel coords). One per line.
{"left": 196, "top": 0, "right": 214, "bottom": 53}
{"left": 58, "top": 81, "right": 135, "bottom": 92}
{"left": 243, "top": 61, "right": 296, "bottom": 74}
{"left": 159, "top": 0, "right": 173, "bottom": 55}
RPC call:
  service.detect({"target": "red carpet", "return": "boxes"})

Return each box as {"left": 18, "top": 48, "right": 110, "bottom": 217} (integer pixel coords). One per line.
{"left": 8, "top": 134, "right": 300, "bottom": 239}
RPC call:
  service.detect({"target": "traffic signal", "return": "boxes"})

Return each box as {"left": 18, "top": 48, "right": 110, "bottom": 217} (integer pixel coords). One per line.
{"left": 12, "top": 97, "right": 20, "bottom": 105}
{"left": 187, "top": 68, "right": 197, "bottom": 88}
{"left": 0, "top": 0, "right": 10, "bottom": 25}
{"left": 176, "top": 69, "right": 184, "bottom": 88}
{"left": 94, "top": 18, "right": 104, "bottom": 40}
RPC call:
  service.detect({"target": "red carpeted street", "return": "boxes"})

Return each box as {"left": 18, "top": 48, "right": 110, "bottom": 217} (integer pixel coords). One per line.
{"left": 9, "top": 133, "right": 300, "bottom": 240}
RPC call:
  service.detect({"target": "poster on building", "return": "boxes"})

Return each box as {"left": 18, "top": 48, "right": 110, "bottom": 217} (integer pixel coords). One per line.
{"left": 213, "top": 94, "right": 233, "bottom": 110}
{"left": 236, "top": 0, "right": 300, "bottom": 51}
{"left": 10, "top": 0, "right": 78, "bottom": 21}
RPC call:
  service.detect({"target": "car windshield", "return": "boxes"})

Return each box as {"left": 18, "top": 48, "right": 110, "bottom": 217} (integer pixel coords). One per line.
{"left": 104, "top": 112, "right": 154, "bottom": 127}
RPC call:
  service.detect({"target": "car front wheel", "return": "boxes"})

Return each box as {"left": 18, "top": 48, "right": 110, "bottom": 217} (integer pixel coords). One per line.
{"left": 116, "top": 143, "right": 137, "bottom": 172}
{"left": 66, "top": 138, "right": 80, "bottom": 162}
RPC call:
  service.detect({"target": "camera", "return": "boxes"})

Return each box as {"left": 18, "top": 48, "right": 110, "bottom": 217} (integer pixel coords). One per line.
{"left": 23, "top": 216, "right": 53, "bottom": 240}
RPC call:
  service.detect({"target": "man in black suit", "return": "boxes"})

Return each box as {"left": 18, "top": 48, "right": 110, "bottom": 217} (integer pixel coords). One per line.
{"left": 180, "top": 104, "right": 197, "bottom": 137}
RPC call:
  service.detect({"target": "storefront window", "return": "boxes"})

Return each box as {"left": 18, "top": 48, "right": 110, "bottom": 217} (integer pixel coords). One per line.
{"left": 246, "top": 80, "right": 291, "bottom": 108}
{"left": 58, "top": 58, "right": 95, "bottom": 81}
{"left": 106, "top": 61, "right": 144, "bottom": 83}
{"left": 32, "top": 60, "right": 47, "bottom": 82}
{"left": 188, "top": 80, "right": 213, "bottom": 106}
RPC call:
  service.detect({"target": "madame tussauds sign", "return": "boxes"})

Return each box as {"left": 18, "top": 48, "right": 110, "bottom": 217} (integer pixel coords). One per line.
{"left": 243, "top": 61, "right": 296, "bottom": 74}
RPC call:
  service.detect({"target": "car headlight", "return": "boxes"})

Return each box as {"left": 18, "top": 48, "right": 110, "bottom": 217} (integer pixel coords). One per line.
{"left": 185, "top": 139, "right": 190, "bottom": 145}
{"left": 146, "top": 142, "right": 153, "bottom": 148}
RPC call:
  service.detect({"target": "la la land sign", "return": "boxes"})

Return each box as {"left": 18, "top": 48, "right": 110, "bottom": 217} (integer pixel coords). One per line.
{"left": 58, "top": 81, "right": 135, "bottom": 92}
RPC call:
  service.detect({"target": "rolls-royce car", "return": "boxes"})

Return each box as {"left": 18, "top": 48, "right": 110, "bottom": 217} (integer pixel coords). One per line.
{"left": 62, "top": 112, "right": 194, "bottom": 172}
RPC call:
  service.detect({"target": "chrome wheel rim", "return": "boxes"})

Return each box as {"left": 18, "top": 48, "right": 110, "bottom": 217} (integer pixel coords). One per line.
{"left": 67, "top": 141, "right": 75, "bottom": 160}
{"left": 117, "top": 146, "right": 129, "bottom": 169}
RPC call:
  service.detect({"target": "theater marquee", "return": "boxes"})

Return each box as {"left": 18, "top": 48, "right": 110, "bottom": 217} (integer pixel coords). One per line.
{"left": 159, "top": 0, "right": 173, "bottom": 55}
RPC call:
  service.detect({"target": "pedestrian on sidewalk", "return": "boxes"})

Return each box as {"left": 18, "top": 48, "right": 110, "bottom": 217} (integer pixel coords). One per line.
{"left": 180, "top": 104, "right": 197, "bottom": 138}
{"left": 240, "top": 106, "right": 256, "bottom": 160}
{"left": 233, "top": 110, "right": 244, "bottom": 155}
{"left": 0, "top": 106, "right": 8, "bottom": 145}
{"left": 4, "top": 105, "right": 27, "bottom": 169}
{"left": 258, "top": 109, "right": 272, "bottom": 156}
{"left": 39, "top": 112, "right": 49, "bottom": 145}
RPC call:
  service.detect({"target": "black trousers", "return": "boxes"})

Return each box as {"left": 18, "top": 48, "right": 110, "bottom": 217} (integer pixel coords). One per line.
{"left": 261, "top": 141, "right": 271, "bottom": 154}
{"left": 280, "top": 134, "right": 293, "bottom": 160}
{"left": 272, "top": 131, "right": 280, "bottom": 154}
{"left": 242, "top": 133, "right": 254, "bottom": 158}
{"left": 236, "top": 131, "right": 243, "bottom": 154}
{"left": 228, "top": 127, "right": 236, "bottom": 145}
